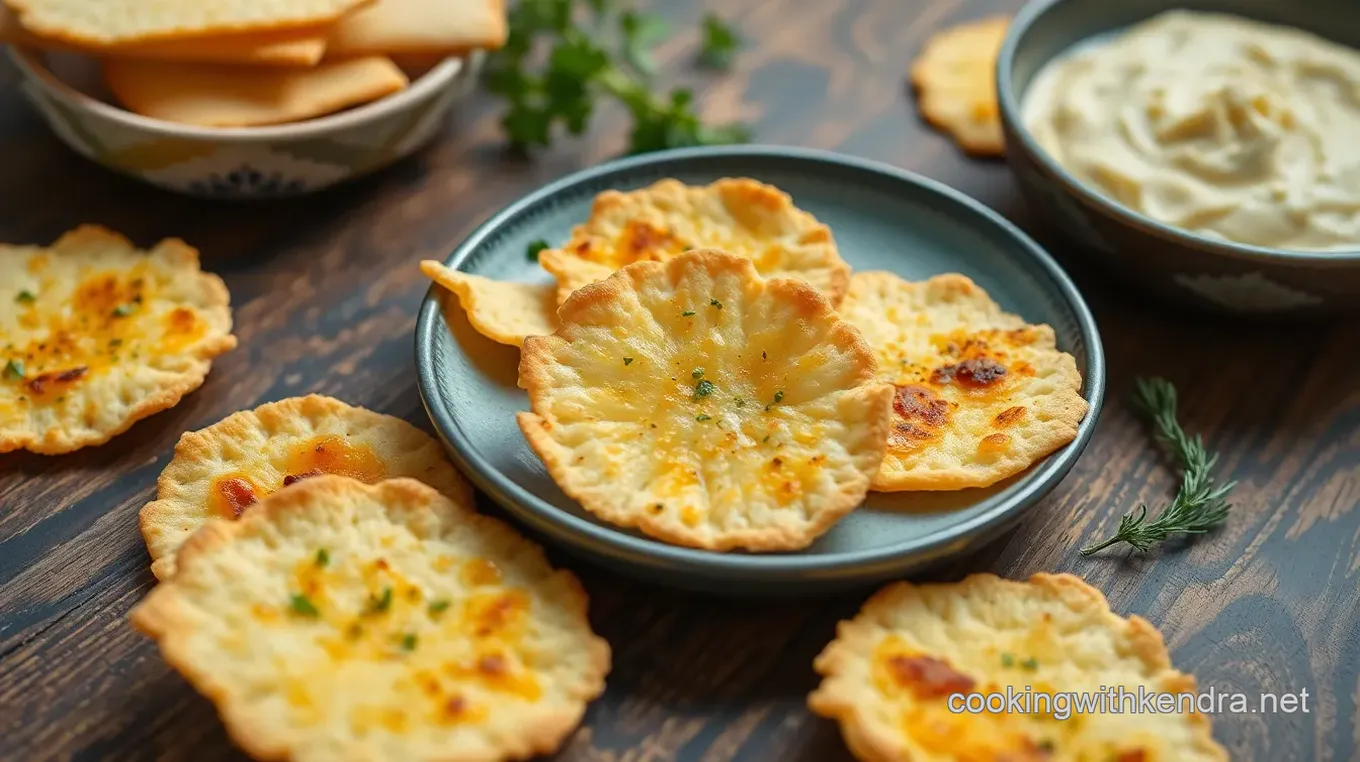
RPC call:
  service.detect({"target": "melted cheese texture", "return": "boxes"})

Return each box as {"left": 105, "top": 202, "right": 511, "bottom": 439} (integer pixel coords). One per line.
{"left": 0, "top": 226, "right": 235, "bottom": 454}
{"left": 140, "top": 394, "right": 474, "bottom": 580}
{"left": 538, "top": 178, "right": 851, "bottom": 306}
{"left": 837, "top": 272, "right": 1087, "bottom": 491}
{"left": 1024, "top": 10, "right": 1360, "bottom": 251}
{"left": 809, "top": 573, "right": 1228, "bottom": 762}
{"left": 131, "top": 476, "right": 610, "bottom": 762}
{"left": 518, "top": 250, "right": 892, "bottom": 552}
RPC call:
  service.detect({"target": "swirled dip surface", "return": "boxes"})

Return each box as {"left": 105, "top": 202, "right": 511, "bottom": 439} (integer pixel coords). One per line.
{"left": 1023, "top": 10, "right": 1360, "bottom": 251}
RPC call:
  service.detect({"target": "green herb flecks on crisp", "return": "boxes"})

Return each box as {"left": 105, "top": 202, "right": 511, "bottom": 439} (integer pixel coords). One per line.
{"left": 1020, "top": 657, "right": 1039, "bottom": 671}
{"left": 710, "top": 298, "right": 723, "bottom": 309}
{"left": 526, "top": 239, "right": 550, "bottom": 261}
{"left": 315, "top": 548, "right": 330, "bottom": 567}
{"left": 1000, "top": 652, "right": 1014, "bottom": 667}
{"left": 696, "top": 414, "right": 711, "bottom": 422}
{"left": 698, "top": 13, "right": 741, "bottom": 69}
{"left": 623, "top": 356, "right": 634, "bottom": 365}
{"left": 401, "top": 633, "right": 418, "bottom": 651}
{"left": 692, "top": 368, "right": 704, "bottom": 378}
{"left": 682, "top": 310, "right": 696, "bottom": 317}
{"left": 369, "top": 586, "right": 394, "bottom": 614}
{"left": 289, "top": 593, "right": 320, "bottom": 617}
{"left": 2, "top": 359, "right": 23, "bottom": 380}
{"left": 15, "top": 290, "right": 36, "bottom": 304}
{"left": 693, "top": 379, "right": 715, "bottom": 399}
{"left": 485, "top": 0, "right": 749, "bottom": 154}
{"left": 112, "top": 304, "right": 135, "bottom": 318}
{"left": 1082, "top": 377, "right": 1234, "bottom": 555}
{"left": 428, "top": 600, "right": 451, "bottom": 616}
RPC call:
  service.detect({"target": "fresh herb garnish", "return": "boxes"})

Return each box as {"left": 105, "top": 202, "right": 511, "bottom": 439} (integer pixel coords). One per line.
{"left": 428, "top": 600, "right": 451, "bottom": 615}
{"left": 1082, "top": 378, "right": 1234, "bottom": 555}
{"left": 2, "top": 359, "right": 23, "bottom": 380}
{"left": 401, "top": 633, "right": 418, "bottom": 651}
{"left": 682, "top": 310, "right": 696, "bottom": 317}
{"left": 485, "top": 0, "right": 749, "bottom": 154}
{"left": 698, "top": 13, "right": 741, "bottom": 69}
{"left": 695, "top": 414, "right": 711, "bottom": 422}
{"left": 289, "top": 593, "right": 319, "bottom": 617}
{"left": 526, "top": 239, "right": 549, "bottom": 261}
{"left": 773, "top": 390, "right": 784, "bottom": 404}
{"left": 1000, "top": 652, "right": 1014, "bottom": 667}
{"left": 710, "top": 298, "right": 723, "bottom": 309}
{"left": 693, "top": 379, "right": 715, "bottom": 398}
{"left": 762, "top": 435, "right": 770, "bottom": 443}
{"left": 734, "top": 397, "right": 745, "bottom": 407}
{"left": 315, "top": 548, "right": 329, "bottom": 567}
{"left": 1020, "top": 657, "right": 1039, "bottom": 671}
{"left": 692, "top": 368, "right": 704, "bottom": 378}
{"left": 15, "top": 290, "right": 35, "bottom": 304}
{"left": 623, "top": 356, "right": 634, "bottom": 365}
{"left": 369, "top": 586, "right": 393, "bottom": 614}
{"left": 111, "top": 304, "right": 135, "bottom": 318}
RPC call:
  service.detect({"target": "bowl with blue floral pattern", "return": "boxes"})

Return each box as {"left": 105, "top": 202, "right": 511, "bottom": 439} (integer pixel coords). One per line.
{"left": 7, "top": 47, "right": 482, "bottom": 199}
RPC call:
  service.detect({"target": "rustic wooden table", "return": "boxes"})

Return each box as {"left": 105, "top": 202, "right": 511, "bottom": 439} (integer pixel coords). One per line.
{"left": 2, "top": 0, "right": 1357, "bottom": 759}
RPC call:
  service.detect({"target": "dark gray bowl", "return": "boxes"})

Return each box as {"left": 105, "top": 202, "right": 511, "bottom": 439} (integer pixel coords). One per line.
{"left": 998, "top": 0, "right": 1360, "bottom": 315}
{"left": 415, "top": 146, "right": 1105, "bottom": 596}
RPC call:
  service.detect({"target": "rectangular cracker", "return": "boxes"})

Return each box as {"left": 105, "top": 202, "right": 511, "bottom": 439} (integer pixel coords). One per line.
{"left": 325, "top": 0, "right": 506, "bottom": 58}
{"left": 5, "top": 0, "right": 371, "bottom": 46}
{"left": 103, "top": 55, "right": 410, "bottom": 127}
{"left": 0, "top": 5, "right": 328, "bottom": 65}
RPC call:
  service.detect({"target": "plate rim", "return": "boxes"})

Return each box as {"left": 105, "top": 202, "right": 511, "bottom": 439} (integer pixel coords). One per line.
{"left": 415, "top": 144, "right": 1107, "bottom": 584}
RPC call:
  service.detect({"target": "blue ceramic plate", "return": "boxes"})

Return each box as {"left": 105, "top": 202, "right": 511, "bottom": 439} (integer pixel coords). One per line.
{"left": 415, "top": 145, "right": 1105, "bottom": 595}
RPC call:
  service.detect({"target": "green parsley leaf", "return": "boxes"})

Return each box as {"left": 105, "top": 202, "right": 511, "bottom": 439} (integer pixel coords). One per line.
{"left": 315, "top": 548, "right": 329, "bottom": 567}
{"left": 1021, "top": 657, "right": 1039, "bottom": 671}
{"left": 698, "top": 13, "right": 741, "bottom": 70}
{"left": 370, "top": 586, "right": 393, "bottom": 614}
{"left": 692, "top": 368, "right": 704, "bottom": 378}
{"left": 682, "top": 310, "right": 696, "bottom": 317}
{"left": 401, "top": 633, "right": 418, "bottom": 651}
{"left": 15, "top": 290, "right": 36, "bottom": 304}
{"left": 773, "top": 390, "right": 784, "bottom": 404}
{"left": 428, "top": 600, "right": 451, "bottom": 615}
{"left": 111, "top": 304, "right": 135, "bottom": 318}
{"left": 2, "top": 359, "right": 23, "bottom": 380}
{"left": 526, "top": 239, "right": 550, "bottom": 261}
{"left": 289, "top": 593, "right": 319, "bottom": 617}
{"left": 1000, "top": 652, "right": 1014, "bottom": 667}
{"left": 710, "top": 298, "right": 723, "bottom": 309}
{"left": 620, "top": 10, "right": 668, "bottom": 76}
{"left": 695, "top": 414, "right": 711, "bottom": 421}
{"left": 694, "top": 379, "right": 716, "bottom": 399}
{"left": 623, "top": 356, "right": 634, "bottom": 365}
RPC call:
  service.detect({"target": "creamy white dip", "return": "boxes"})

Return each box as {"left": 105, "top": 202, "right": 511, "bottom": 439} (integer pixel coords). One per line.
{"left": 1023, "top": 10, "right": 1360, "bottom": 252}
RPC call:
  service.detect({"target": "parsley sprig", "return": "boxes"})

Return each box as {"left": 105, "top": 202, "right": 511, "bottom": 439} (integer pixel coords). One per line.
{"left": 486, "top": 0, "right": 748, "bottom": 153}
{"left": 1082, "top": 378, "right": 1234, "bottom": 555}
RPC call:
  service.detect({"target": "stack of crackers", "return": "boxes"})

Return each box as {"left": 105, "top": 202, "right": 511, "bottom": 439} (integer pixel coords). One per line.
{"left": 0, "top": 0, "right": 506, "bottom": 127}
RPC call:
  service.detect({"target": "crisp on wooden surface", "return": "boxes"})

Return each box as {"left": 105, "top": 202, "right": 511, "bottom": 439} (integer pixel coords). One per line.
{"left": 0, "top": 0, "right": 1356, "bottom": 759}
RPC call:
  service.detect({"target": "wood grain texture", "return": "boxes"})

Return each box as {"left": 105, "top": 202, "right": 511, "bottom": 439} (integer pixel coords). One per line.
{"left": 1, "top": 0, "right": 1357, "bottom": 759}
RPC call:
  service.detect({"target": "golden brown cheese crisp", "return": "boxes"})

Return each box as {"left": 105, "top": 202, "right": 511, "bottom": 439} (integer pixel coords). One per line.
{"left": 6, "top": 0, "right": 372, "bottom": 46}
{"left": 132, "top": 476, "right": 609, "bottom": 762}
{"left": 910, "top": 15, "right": 1009, "bottom": 156}
{"left": 326, "top": 0, "right": 507, "bottom": 58}
{"left": 809, "top": 573, "right": 1229, "bottom": 762}
{"left": 421, "top": 261, "right": 557, "bottom": 348}
{"left": 518, "top": 249, "right": 892, "bottom": 552}
{"left": 538, "top": 178, "right": 851, "bottom": 306}
{"left": 838, "top": 272, "right": 1086, "bottom": 490}
{"left": 0, "top": 226, "right": 235, "bottom": 455}
{"left": 140, "top": 394, "right": 474, "bottom": 580}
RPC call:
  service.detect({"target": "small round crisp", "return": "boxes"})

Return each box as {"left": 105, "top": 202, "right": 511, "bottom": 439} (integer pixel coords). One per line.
{"left": 131, "top": 476, "right": 610, "bottom": 762}
{"left": 909, "top": 15, "right": 1009, "bottom": 157}
{"left": 537, "top": 178, "right": 850, "bottom": 307}
{"left": 837, "top": 272, "right": 1087, "bottom": 491}
{"left": 808, "top": 573, "right": 1228, "bottom": 762}
{"left": 518, "top": 249, "right": 893, "bottom": 552}
{"left": 140, "top": 395, "right": 473, "bottom": 580}
{"left": 0, "top": 225, "right": 236, "bottom": 455}
{"left": 421, "top": 260, "right": 558, "bottom": 348}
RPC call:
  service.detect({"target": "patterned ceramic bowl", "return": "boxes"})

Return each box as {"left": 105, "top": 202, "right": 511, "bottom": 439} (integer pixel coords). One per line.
{"left": 997, "top": 0, "right": 1360, "bottom": 314}
{"left": 7, "top": 47, "right": 482, "bottom": 198}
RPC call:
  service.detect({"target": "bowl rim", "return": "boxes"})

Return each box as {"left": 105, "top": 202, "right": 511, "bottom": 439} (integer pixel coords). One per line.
{"left": 996, "top": 0, "right": 1360, "bottom": 265}
{"left": 413, "top": 144, "right": 1108, "bottom": 587}
{"left": 6, "top": 45, "right": 468, "bottom": 141}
